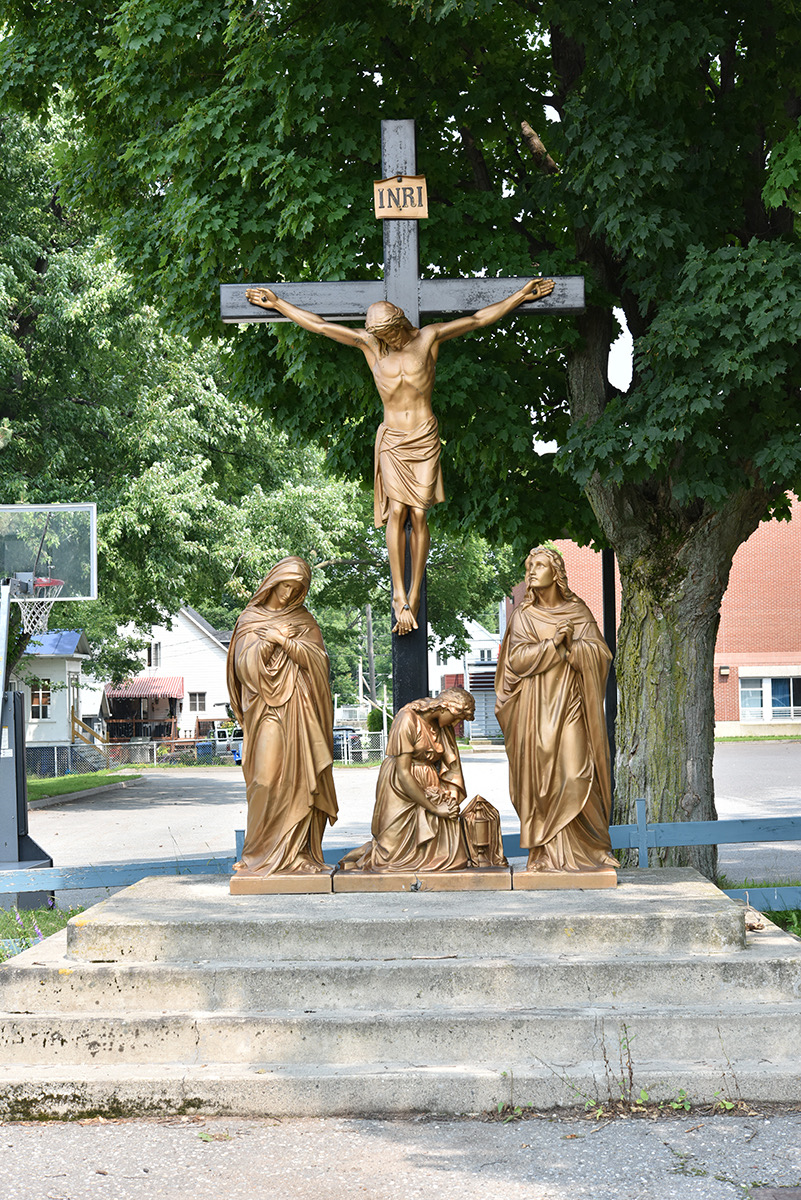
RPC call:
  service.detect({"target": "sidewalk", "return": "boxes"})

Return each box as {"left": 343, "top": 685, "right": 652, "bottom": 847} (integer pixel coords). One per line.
{"left": 1, "top": 1109, "right": 800, "bottom": 1199}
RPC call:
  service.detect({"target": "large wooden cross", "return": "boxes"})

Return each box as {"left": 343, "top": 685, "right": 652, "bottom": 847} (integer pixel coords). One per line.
{"left": 220, "top": 120, "right": 584, "bottom": 714}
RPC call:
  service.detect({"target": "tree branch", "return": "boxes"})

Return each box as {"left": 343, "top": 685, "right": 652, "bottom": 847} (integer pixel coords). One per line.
{"left": 520, "top": 121, "right": 559, "bottom": 174}
{"left": 459, "top": 126, "right": 493, "bottom": 192}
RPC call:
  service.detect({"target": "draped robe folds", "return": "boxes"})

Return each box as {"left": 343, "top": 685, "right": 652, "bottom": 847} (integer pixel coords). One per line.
{"left": 495, "top": 598, "right": 618, "bottom": 871}
{"left": 373, "top": 415, "right": 445, "bottom": 528}
{"left": 340, "top": 705, "right": 469, "bottom": 872}
{"left": 227, "top": 585, "right": 337, "bottom": 875}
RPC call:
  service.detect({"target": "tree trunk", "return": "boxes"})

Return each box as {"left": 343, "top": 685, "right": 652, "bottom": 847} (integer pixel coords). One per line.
{"left": 595, "top": 490, "right": 771, "bottom": 879}
{"left": 567, "top": 300, "right": 771, "bottom": 878}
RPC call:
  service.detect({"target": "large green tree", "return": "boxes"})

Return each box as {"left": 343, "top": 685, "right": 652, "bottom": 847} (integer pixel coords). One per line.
{"left": 3, "top": 0, "right": 800, "bottom": 874}
{"left": 1, "top": 106, "right": 516, "bottom": 681}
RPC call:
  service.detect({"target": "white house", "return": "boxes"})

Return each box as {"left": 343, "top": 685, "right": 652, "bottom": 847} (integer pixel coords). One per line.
{"left": 103, "top": 607, "right": 231, "bottom": 741}
{"left": 10, "top": 629, "right": 91, "bottom": 746}
{"left": 428, "top": 617, "right": 503, "bottom": 742}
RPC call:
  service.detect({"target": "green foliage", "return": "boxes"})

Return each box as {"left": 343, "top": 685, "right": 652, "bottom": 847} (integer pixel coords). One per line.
{"left": 3, "top": 603, "right": 29, "bottom": 689}
{"left": 768, "top": 909, "right": 801, "bottom": 938}
{"left": 563, "top": 241, "right": 801, "bottom": 502}
{"left": 0, "top": 901, "right": 84, "bottom": 961}
{"left": 0, "top": 0, "right": 590, "bottom": 557}
{"left": 26, "top": 770, "right": 141, "bottom": 801}
{"left": 366, "top": 705, "right": 390, "bottom": 733}
{"left": 0, "top": 106, "right": 519, "bottom": 672}
{"left": 3, "top": 0, "right": 801, "bottom": 838}
{"left": 3, "top": 0, "right": 798, "bottom": 545}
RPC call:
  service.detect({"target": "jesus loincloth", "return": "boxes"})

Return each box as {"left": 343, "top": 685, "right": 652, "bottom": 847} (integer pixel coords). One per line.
{"left": 373, "top": 415, "right": 445, "bottom": 527}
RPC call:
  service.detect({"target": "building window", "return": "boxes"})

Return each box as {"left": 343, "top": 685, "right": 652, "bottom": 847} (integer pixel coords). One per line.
{"left": 771, "top": 677, "right": 801, "bottom": 721}
{"left": 31, "top": 679, "right": 51, "bottom": 720}
{"left": 739, "top": 678, "right": 762, "bottom": 719}
{"left": 436, "top": 651, "right": 447, "bottom": 666}
{"left": 739, "top": 676, "right": 801, "bottom": 722}
{"left": 189, "top": 692, "right": 206, "bottom": 712}
{"left": 147, "top": 642, "right": 161, "bottom": 668}
{"left": 479, "top": 649, "right": 493, "bottom": 662}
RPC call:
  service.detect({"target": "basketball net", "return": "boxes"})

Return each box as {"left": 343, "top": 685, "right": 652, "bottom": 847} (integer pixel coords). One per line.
{"left": 17, "top": 577, "right": 65, "bottom": 634}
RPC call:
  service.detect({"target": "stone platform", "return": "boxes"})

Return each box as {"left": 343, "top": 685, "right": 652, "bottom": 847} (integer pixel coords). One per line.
{"left": 0, "top": 867, "right": 800, "bottom": 1119}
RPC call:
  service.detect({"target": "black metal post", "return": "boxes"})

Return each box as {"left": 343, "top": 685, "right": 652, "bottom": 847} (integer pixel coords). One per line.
{"left": 601, "top": 548, "right": 617, "bottom": 802}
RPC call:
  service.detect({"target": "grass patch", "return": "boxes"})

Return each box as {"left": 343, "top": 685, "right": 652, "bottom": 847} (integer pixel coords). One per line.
{"left": 715, "top": 735, "right": 801, "bottom": 742}
{"left": 770, "top": 910, "right": 801, "bottom": 936}
{"left": 717, "top": 874, "right": 801, "bottom": 936}
{"left": 27, "top": 771, "right": 141, "bottom": 801}
{"left": 0, "top": 902, "right": 84, "bottom": 962}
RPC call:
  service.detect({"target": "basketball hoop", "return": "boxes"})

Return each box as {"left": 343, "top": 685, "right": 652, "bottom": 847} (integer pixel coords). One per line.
{"left": 17, "top": 577, "right": 65, "bottom": 633}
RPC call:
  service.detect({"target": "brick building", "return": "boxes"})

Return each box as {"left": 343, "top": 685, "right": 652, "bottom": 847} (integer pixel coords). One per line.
{"left": 504, "top": 496, "right": 801, "bottom": 736}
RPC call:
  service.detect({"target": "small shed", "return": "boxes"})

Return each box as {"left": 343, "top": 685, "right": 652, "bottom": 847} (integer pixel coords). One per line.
{"left": 10, "top": 629, "right": 91, "bottom": 745}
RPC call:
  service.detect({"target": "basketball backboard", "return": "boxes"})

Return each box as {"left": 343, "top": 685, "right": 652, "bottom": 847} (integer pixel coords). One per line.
{"left": 0, "top": 504, "right": 97, "bottom": 602}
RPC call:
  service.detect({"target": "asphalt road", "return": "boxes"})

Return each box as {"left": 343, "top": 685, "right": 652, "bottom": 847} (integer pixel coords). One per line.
{"left": 24, "top": 741, "right": 801, "bottom": 906}
{"left": 1, "top": 1110, "right": 801, "bottom": 1200}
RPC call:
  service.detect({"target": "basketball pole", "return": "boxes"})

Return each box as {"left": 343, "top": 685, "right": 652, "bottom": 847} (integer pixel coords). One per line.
{"left": 0, "top": 578, "right": 53, "bottom": 908}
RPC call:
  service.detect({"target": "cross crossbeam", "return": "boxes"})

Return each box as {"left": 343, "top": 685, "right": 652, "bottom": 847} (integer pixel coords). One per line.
{"left": 220, "top": 276, "right": 584, "bottom": 324}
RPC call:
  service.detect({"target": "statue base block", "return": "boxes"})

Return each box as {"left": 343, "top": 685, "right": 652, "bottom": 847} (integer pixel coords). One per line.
{"left": 512, "top": 865, "right": 617, "bottom": 891}
{"left": 230, "top": 868, "right": 335, "bottom": 895}
{"left": 333, "top": 867, "right": 512, "bottom": 893}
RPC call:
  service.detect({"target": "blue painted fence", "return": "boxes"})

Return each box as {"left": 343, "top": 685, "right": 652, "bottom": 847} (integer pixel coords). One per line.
{"left": 1, "top": 800, "right": 800, "bottom": 911}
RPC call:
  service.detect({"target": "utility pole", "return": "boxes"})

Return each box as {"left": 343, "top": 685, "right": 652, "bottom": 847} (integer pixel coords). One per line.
{"left": 365, "top": 603, "right": 377, "bottom": 705}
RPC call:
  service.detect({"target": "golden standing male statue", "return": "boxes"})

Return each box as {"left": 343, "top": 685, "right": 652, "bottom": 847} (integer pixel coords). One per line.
{"left": 246, "top": 278, "right": 555, "bottom": 634}
{"left": 495, "top": 546, "right": 618, "bottom": 874}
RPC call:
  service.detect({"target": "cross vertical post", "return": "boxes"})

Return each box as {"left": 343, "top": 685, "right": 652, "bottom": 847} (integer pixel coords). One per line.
{"left": 381, "top": 120, "right": 429, "bottom": 713}
{"left": 220, "top": 118, "right": 586, "bottom": 719}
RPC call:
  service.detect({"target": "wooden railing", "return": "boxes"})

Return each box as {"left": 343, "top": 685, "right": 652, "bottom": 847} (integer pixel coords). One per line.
{"left": 70, "top": 708, "right": 110, "bottom": 767}
{"left": 2, "top": 801, "right": 800, "bottom": 911}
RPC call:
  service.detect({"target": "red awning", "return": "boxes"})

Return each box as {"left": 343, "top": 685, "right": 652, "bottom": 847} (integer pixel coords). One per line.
{"left": 105, "top": 675, "right": 184, "bottom": 699}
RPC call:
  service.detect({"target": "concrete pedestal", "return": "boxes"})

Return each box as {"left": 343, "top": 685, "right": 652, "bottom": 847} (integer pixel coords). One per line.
{"left": 1, "top": 868, "right": 800, "bottom": 1119}
{"left": 512, "top": 865, "right": 617, "bottom": 890}
{"left": 333, "top": 867, "right": 511, "bottom": 892}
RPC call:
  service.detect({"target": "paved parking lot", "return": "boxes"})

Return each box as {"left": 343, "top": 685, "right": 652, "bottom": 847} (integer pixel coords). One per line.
{"left": 24, "top": 742, "right": 801, "bottom": 904}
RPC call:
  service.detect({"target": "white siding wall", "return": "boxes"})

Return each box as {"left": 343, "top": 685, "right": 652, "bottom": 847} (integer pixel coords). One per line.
{"left": 13, "top": 658, "right": 72, "bottom": 744}
{"left": 144, "top": 610, "right": 229, "bottom": 733}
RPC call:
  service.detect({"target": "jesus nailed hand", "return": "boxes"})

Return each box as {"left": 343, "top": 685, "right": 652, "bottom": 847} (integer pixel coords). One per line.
{"left": 245, "top": 277, "right": 555, "bottom": 636}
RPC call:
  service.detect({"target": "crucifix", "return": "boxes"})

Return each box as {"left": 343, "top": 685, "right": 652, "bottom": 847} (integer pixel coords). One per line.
{"left": 221, "top": 119, "right": 585, "bottom": 714}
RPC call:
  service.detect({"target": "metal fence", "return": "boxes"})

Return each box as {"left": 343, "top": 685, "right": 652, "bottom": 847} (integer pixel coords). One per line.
{"left": 27, "top": 731, "right": 388, "bottom": 778}
{"left": 334, "top": 730, "right": 387, "bottom": 765}
{"left": 26, "top": 742, "right": 193, "bottom": 776}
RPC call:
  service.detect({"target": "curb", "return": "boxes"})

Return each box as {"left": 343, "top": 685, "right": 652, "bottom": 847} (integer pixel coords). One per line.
{"left": 27, "top": 778, "right": 146, "bottom": 810}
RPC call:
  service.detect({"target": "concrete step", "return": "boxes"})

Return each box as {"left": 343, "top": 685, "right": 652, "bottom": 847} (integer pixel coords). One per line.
{"left": 64, "top": 869, "right": 744, "bottom": 963}
{"left": 3, "top": 927, "right": 800, "bottom": 1013}
{"left": 2, "top": 1005, "right": 800, "bottom": 1067}
{"left": 0, "top": 869, "right": 797, "bottom": 1118}
{"left": 0, "top": 1058, "right": 799, "bottom": 1120}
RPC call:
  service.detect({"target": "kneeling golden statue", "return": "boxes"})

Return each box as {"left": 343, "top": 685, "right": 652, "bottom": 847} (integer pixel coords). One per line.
{"left": 339, "top": 687, "right": 476, "bottom": 873}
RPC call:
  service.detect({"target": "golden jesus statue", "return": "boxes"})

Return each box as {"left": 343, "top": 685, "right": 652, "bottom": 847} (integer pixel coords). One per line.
{"left": 246, "top": 277, "right": 554, "bottom": 634}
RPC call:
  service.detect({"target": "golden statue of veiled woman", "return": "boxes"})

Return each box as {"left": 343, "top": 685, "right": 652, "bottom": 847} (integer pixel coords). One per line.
{"left": 339, "top": 687, "right": 475, "bottom": 873}
{"left": 227, "top": 557, "right": 338, "bottom": 876}
{"left": 495, "top": 546, "right": 618, "bottom": 873}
